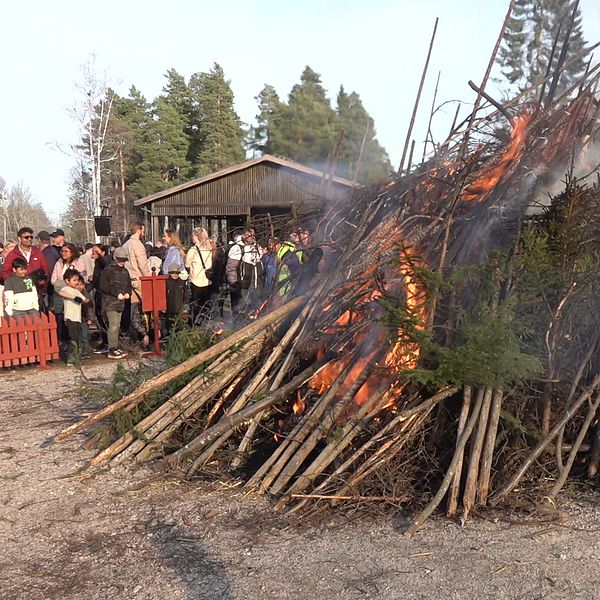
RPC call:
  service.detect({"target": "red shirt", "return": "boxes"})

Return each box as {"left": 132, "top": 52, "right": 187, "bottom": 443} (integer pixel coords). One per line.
{"left": 2, "top": 245, "right": 49, "bottom": 282}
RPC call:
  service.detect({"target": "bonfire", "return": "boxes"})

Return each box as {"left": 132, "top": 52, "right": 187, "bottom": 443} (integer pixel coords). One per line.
{"left": 54, "top": 25, "right": 600, "bottom": 535}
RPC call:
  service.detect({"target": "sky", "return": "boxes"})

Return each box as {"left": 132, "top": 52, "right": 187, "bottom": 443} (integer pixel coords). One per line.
{"left": 1, "top": 0, "right": 599, "bottom": 225}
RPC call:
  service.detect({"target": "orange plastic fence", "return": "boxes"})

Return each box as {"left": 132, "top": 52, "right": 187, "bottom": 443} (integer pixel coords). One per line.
{"left": 0, "top": 312, "right": 60, "bottom": 368}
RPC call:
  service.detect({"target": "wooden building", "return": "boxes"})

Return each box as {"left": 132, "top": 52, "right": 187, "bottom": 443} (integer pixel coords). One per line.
{"left": 133, "top": 155, "right": 358, "bottom": 244}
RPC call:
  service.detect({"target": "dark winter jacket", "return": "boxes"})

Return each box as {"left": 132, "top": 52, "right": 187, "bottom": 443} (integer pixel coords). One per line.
{"left": 99, "top": 263, "right": 132, "bottom": 313}
{"left": 166, "top": 277, "right": 188, "bottom": 315}
{"left": 43, "top": 245, "right": 61, "bottom": 279}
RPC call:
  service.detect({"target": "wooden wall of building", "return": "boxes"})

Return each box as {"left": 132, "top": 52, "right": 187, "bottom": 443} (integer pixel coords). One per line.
{"left": 150, "top": 163, "right": 351, "bottom": 217}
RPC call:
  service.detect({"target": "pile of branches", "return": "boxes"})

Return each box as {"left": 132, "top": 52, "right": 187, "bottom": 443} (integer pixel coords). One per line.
{"left": 54, "top": 72, "right": 600, "bottom": 534}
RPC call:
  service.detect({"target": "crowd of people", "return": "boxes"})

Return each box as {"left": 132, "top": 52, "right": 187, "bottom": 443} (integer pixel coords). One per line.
{"left": 0, "top": 221, "right": 321, "bottom": 366}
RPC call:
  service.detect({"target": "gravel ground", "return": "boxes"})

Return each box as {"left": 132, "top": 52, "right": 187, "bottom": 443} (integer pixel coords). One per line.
{"left": 1, "top": 360, "right": 600, "bottom": 600}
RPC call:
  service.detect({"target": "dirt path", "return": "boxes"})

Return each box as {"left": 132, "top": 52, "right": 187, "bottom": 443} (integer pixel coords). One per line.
{"left": 1, "top": 361, "right": 600, "bottom": 600}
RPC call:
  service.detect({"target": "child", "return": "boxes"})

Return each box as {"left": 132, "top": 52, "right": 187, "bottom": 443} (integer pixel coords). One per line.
{"left": 165, "top": 264, "right": 188, "bottom": 337}
{"left": 76, "top": 274, "right": 95, "bottom": 359}
{"left": 99, "top": 247, "right": 132, "bottom": 360}
{"left": 3, "top": 257, "right": 39, "bottom": 319}
{"left": 56, "top": 268, "right": 89, "bottom": 366}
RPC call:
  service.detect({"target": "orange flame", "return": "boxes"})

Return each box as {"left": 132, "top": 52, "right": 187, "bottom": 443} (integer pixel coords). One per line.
{"left": 462, "top": 112, "right": 532, "bottom": 202}
{"left": 292, "top": 391, "right": 306, "bottom": 415}
{"left": 309, "top": 245, "right": 427, "bottom": 410}
{"left": 384, "top": 249, "right": 426, "bottom": 372}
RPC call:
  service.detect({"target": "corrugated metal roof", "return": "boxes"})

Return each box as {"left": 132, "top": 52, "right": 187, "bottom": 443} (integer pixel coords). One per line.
{"left": 133, "top": 154, "right": 360, "bottom": 206}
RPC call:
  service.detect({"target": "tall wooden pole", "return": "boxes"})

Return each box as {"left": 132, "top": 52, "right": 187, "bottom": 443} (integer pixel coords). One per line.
{"left": 422, "top": 70, "right": 441, "bottom": 162}
{"left": 459, "top": 0, "right": 517, "bottom": 160}
{"left": 398, "top": 17, "right": 439, "bottom": 175}
{"left": 352, "top": 121, "right": 371, "bottom": 185}
{"left": 545, "top": 0, "right": 581, "bottom": 107}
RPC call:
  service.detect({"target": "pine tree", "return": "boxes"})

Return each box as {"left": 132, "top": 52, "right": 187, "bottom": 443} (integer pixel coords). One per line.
{"left": 129, "top": 96, "right": 191, "bottom": 198}
{"left": 161, "top": 69, "right": 191, "bottom": 121}
{"left": 161, "top": 69, "right": 194, "bottom": 167}
{"left": 249, "top": 84, "right": 284, "bottom": 156}
{"left": 111, "top": 86, "right": 151, "bottom": 188}
{"left": 189, "top": 63, "right": 245, "bottom": 176}
{"left": 270, "top": 66, "right": 338, "bottom": 167}
{"left": 497, "top": 0, "right": 588, "bottom": 96}
{"left": 335, "top": 86, "right": 391, "bottom": 184}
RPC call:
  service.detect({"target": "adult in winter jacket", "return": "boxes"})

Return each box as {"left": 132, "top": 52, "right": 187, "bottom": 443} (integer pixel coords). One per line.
{"left": 50, "top": 243, "right": 87, "bottom": 286}
{"left": 121, "top": 222, "right": 150, "bottom": 301}
{"left": 161, "top": 229, "right": 187, "bottom": 277}
{"left": 226, "top": 227, "right": 264, "bottom": 322}
{"left": 121, "top": 222, "right": 151, "bottom": 345}
{"left": 164, "top": 264, "right": 189, "bottom": 336}
{"left": 276, "top": 230, "right": 303, "bottom": 297}
{"left": 2, "top": 227, "right": 49, "bottom": 282}
{"left": 185, "top": 227, "right": 213, "bottom": 325}
{"left": 99, "top": 247, "right": 132, "bottom": 359}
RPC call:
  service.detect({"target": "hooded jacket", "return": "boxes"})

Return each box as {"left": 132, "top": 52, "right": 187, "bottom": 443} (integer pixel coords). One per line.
{"left": 99, "top": 263, "right": 132, "bottom": 313}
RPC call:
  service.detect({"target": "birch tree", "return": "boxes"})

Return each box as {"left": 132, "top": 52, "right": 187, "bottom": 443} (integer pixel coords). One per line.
{"left": 68, "top": 57, "right": 117, "bottom": 239}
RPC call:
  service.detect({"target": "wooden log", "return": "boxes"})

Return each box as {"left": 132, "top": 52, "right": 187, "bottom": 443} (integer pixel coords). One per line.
{"left": 421, "top": 70, "right": 441, "bottom": 162}
{"left": 158, "top": 370, "right": 250, "bottom": 469}
{"left": 404, "top": 385, "right": 485, "bottom": 537}
{"left": 447, "top": 385, "right": 473, "bottom": 517}
{"left": 458, "top": 0, "right": 517, "bottom": 159}
{"left": 398, "top": 17, "right": 438, "bottom": 174}
{"left": 491, "top": 373, "right": 600, "bottom": 505}
{"left": 269, "top": 355, "right": 381, "bottom": 497}
{"left": 124, "top": 341, "right": 264, "bottom": 464}
{"left": 281, "top": 386, "right": 389, "bottom": 506}
{"left": 547, "top": 389, "right": 600, "bottom": 499}
{"left": 555, "top": 338, "right": 597, "bottom": 471}
{"left": 90, "top": 342, "right": 261, "bottom": 467}
{"left": 291, "top": 493, "right": 410, "bottom": 503}
{"left": 477, "top": 389, "right": 503, "bottom": 505}
{"left": 332, "top": 409, "right": 434, "bottom": 504}
{"left": 205, "top": 370, "right": 249, "bottom": 429}
{"left": 588, "top": 419, "right": 600, "bottom": 478}
{"left": 229, "top": 283, "right": 324, "bottom": 416}
{"left": 461, "top": 386, "right": 493, "bottom": 522}
{"left": 244, "top": 385, "right": 336, "bottom": 490}
{"left": 53, "top": 295, "right": 306, "bottom": 442}
{"left": 227, "top": 281, "right": 328, "bottom": 470}
{"left": 189, "top": 430, "right": 235, "bottom": 471}
{"left": 88, "top": 355, "right": 236, "bottom": 467}
{"left": 247, "top": 356, "right": 357, "bottom": 491}
{"left": 544, "top": 0, "right": 581, "bottom": 107}
{"left": 286, "top": 388, "right": 456, "bottom": 512}
{"left": 297, "top": 386, "right": 458, "bottom": 510}
{"left": 161, "top": 361, "right": 324, "bottom": 472}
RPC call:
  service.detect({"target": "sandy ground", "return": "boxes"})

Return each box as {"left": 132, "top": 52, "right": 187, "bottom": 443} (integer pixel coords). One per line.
{"left": 1, "top": 360, "right": 600, "bottom": 600}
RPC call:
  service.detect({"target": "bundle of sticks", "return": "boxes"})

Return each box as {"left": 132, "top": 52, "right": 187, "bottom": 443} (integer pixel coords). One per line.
{"left": 54, "top": 61, "right": 600, "bottom": 534}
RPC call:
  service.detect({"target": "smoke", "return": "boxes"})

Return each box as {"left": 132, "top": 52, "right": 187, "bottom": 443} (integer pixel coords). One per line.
{"left": 528, "top": 140, "right": 600, "bottom": 214}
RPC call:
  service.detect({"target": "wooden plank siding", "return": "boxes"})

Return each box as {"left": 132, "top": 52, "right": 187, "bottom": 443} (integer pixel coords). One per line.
{"left": 151, "top": 163, "right": 351, "bottom": 217}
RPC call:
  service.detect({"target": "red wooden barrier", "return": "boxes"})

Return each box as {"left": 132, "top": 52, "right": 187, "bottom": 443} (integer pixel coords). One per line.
{"left": 0, "top": 312, "right": 60, "bottom": 369}
{"left": 141, "top": 272, "right": 168, "bottom": 357}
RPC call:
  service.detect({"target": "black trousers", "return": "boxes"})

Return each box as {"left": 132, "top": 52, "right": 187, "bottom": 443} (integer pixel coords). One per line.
{"left": 190, "top": 283, "right": 211, "bottom": 325}
{"left": 65, "top": 319, "right": 82, "bottom": 362}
